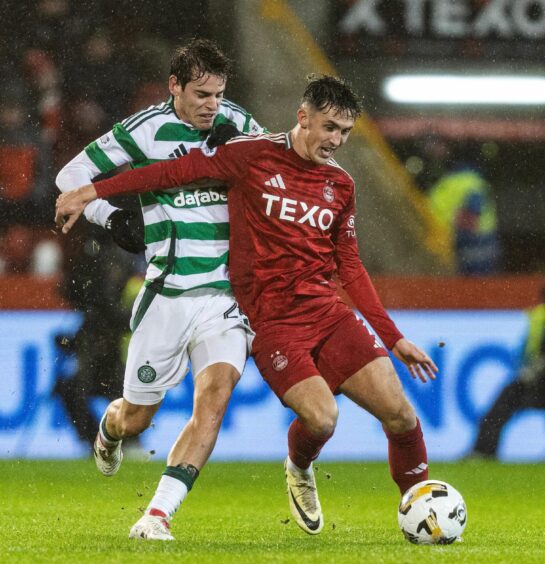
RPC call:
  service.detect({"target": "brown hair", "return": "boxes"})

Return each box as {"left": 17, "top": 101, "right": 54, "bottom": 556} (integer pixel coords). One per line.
{"left": 170, "top": 38, "right": 233, "bottom": 88}
{"left": 302, "top": 74, "right": 363, "bottom": 119}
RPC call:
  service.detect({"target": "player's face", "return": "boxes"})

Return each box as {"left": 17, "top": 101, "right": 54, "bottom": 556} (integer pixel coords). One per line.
{"left": 298, "top": 105, "right": 354, "bottom": 165}
{"left": 169, "top": 72, "right": 226, "bottom": 131}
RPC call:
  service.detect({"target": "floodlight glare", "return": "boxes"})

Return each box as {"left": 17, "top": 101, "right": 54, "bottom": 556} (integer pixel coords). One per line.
{"left": 383, "top": 75, "right": 545, "bottom": 105}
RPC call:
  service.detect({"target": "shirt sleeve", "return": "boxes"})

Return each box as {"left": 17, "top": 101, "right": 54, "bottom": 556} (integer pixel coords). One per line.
{"left": 332, "top": 188, "right": 404, "bottom": 350}
{"left": 56, "top": 150, "right": 119, "bottom": 227}
{"left": 94, "top": 139, "right": 255, "bottom": 199}
{"left": 56, "top": 123, "right": 140, "bottom": 226}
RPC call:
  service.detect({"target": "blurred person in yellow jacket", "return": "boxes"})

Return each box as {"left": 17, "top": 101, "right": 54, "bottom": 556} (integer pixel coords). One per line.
{"left": 428, "top": 165, "right": 500, "bottom": 275}
{"left": 470, "top": 287, "right": 545, "bottom": 459}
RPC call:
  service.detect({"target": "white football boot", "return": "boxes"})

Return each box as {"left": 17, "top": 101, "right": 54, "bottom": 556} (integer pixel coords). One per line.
{"left": 284, "top": 458, "right": 324, "bottom": 534}
{"left": 129, "top": 512, "right": 175, "bottom": 541}
{"left": 93, "top": 433, "right": 123, "bottom": 477}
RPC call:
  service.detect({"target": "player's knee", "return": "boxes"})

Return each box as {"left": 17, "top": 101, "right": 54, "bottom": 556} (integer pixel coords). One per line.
{"left": 305, "top": 402, "right": 338, "bottom": 438}
{"left": 198, "top": 379, "right": 236, "bottom": 404}
{"left": 196, "top": 365, "right": 240, "bottom": 400}
{"left": 205, "top": 363, "right": 240, "bottom": 386}
{"left": 383, "top": 403, "right": 416, "bottom": 434}
{"left": 192, "top": 371, "right": 238, "bottom": 427}
{"left": 106, "top": 398, "right": 123, "bottom": 418}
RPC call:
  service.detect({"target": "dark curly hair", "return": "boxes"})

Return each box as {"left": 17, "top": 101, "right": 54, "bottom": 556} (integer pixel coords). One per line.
{"left": 302, "top": 74, "right": 363, "bottom": 119}
{"left": 170, "top": 38, "right": 233, "bottom": 88}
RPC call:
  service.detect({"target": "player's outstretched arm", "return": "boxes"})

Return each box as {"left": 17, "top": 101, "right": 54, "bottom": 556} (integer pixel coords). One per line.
{"left": 55, "top": 184, "right": 98, "bottom": 234}
{"left": 57, "top": 152, "right": 146, "bottom": 253}
{"left": 392, "top": 338, "right": 438, "bottom": 383}
{"left": 55, "top": 139, "right": 258, "bottom": 236}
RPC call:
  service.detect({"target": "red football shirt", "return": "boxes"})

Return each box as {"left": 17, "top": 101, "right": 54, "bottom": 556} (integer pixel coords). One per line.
{"left": 95, "top": 132, "right": 403, "bottom": 349}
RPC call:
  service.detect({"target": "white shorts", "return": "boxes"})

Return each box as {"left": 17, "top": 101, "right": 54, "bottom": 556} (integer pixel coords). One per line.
{"left": 124, "top": 286, "right": 253, "bottom": 405}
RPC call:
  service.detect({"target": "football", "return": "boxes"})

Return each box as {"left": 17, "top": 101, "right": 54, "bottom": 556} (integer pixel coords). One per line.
{"left": 398, "top": 480, "right": 467, "bottom": 545}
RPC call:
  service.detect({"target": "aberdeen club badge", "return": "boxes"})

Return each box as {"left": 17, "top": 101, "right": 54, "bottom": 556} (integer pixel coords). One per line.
{"left": 271, "top": 351, "right": 288, "bottom": 371}
{"left": 323, "top": 181, "right": 335, "bottom": 203}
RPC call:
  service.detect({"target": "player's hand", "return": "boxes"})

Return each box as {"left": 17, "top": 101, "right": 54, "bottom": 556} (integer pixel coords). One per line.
{"left": 392, "top": 338, "right": 438, "bottom": 383}
{"left": 55, "top": 184, "right": 97, "bottom": 234}
{"left": 105, "top": 208, "right": 146, "bottom": 254}
{"left": 207, "top": 123, "right": 243, "bottom": 149}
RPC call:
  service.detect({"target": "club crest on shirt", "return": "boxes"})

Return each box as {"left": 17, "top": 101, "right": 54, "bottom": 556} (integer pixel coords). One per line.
{"left": 323, "top": 181, "right": 335, "bottom": 203}
{"left": 271, "top": 351, "right": 288, "bottom": 371}
{"left": 137, "top": 364, "right": 157, "bottom": 383}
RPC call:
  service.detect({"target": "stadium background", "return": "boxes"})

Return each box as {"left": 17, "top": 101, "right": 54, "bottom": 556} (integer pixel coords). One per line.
{"left": 2, "top": 0, "right": 545, "bottom": 463}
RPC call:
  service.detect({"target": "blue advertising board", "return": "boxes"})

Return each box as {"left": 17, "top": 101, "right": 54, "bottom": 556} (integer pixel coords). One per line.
{"left": 2, "top": 309, "right": 543, "bottom": 461}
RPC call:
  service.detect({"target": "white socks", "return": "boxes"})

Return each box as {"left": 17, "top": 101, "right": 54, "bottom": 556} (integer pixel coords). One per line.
{"left": 147, "top": 475, "right": 189, "bottom": 519}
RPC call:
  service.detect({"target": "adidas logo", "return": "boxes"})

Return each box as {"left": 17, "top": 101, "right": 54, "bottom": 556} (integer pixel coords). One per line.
{"left": 169, "top": 143, "right": 188, "bottom": 159}
{"left": 264, "top": 174, "right": 286, "bottom": 189}
{"left": 404, "top": 463, "right": 428, "bottom": 475}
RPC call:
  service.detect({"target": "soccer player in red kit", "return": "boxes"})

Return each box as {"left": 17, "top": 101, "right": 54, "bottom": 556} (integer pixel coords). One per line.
{"left": 56, "top": 75, "right": 438, "bottom": 536}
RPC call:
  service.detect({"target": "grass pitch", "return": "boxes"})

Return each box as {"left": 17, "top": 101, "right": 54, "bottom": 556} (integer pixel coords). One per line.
{"left": 2, "top": 459, "right": 544, "bottom": 563}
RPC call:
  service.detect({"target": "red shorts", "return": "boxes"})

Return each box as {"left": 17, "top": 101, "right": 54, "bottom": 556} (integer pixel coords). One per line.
{"left": 252, "top": 301, "right": 388, "bottom": 399}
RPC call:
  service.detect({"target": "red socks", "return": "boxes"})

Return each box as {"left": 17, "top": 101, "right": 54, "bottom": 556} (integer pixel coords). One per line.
{"left": 288, "top": 418, "right": 333, "bottom": 469}
{"left": 384, "top": 418, "right": 428, "bottom": 494}
{"left": 288, "top": 416, "right": 427, "bottom": 494}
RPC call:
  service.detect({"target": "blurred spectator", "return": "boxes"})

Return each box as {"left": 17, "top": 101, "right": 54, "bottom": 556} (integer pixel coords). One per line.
{"left": 0, "top": 225, "right": 62, "bottom": 275}
{"left": 128, "top": 81, "right": 168, "bottom": 116}
{"left": 113, "top": 0, "right": 208, "bottom": 48}
{"left": 0, "top": 52, "right": 63, "bottom": 275}
{"left": 0, "top": 225, "right": 34, "bottom": 274}
{"left": 55, "top": 98, "right": 108, "bottom": 169}
{"left": 22, "top": 48, "right": 63, "bottom": 143}
{"left": 53, "top": 223, "right": 141, "bottom": 449}
{"left": 470, "top": 286, "right": 545, "bottom": 459}
{"left": 0, "top": 89, "right": 54, "bottom": 231}
{"left": 0, "top": 0, "right": 209, "bottom": 278}
{"left": 31, "top": 0, "right": 91, "bottom": 61}
{"left": 31, "top": 236, "right": 62, "bottom": 275}
{"left": 428, "top": 163, "right": 500, "bottom": 275}
{"left": 64, "top": 30, "right": 135, "bottom": 122}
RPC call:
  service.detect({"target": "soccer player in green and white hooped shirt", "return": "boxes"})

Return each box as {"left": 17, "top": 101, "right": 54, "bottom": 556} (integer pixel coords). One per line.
{"left": 56, "top": 39, "right": 264, "bottom": 541}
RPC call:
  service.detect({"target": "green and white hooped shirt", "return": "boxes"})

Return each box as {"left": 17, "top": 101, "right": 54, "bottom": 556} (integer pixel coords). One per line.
{"left": 83, "top": 98, "right": 263, "bottom": 296}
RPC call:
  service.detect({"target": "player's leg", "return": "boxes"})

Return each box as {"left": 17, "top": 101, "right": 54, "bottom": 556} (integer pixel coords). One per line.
{"left": 97, "top": 285, "right": 197, "bottom": 537}
{"left": 283, "top": 376, "right": 339, "bottom": 467}
{"left": 313, "top": 307, "right": 426, "bottom": 494}
{"left": 94, "top": 288, "right": 181, "bottom": 479}
{"left": 472, "top": 378, "right": 527, "bottom": 458}
{"left": 254, "top": 330, "right": 338, "bottom": 534}
{"left": 282, "top": 376, "right": 338, "bottom": 535}
{"left": 167, "top": 362, "right": 240, "bottom": 468}
{"left": 101, "top": 397, "right": 161, "bottom": 440}
{"left": 339, "top": 357, "right": 428, "bottom": 494}
{"left": 137, "top": 362, "right": 240, "bottom": 536}
{"left": 253, "top": 323, "right": 342, "bottom": 535}
{"left": 94, "top": 398, "right": 161, "bottom": 476}
{"left": 132, "top": 292, "right": 249, "bottom": 540}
